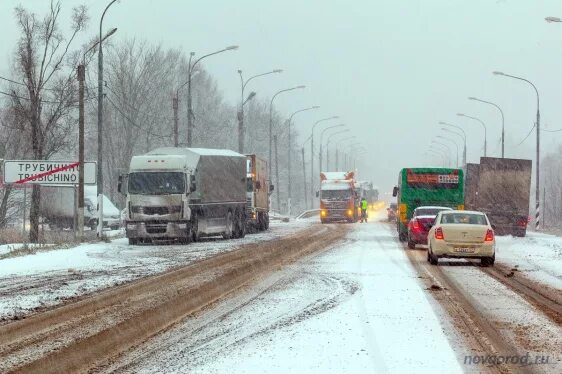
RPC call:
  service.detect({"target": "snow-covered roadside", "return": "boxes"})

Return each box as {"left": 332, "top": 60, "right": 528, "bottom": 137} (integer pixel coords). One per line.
{"left": 496, "top": 232, "right": 562, "bottom": 290}
{"left": 0, "top": 220, "right": 312, "bottom": 321}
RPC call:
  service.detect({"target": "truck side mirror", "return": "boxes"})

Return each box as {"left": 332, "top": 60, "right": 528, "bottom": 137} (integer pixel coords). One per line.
{"left": 118, "top": 174, "right": 127, "bottom": 195}
{"left": 255, "top": 180, "right": 262, "bottom": 190}
{"left": 392, "top": 186, "right": 399, "bottom": 197}
{"left": 117, "top": 175, "right": 122, "bottom": 193}
{"left": 269, "top": 184, "right": 274, "bottom": 192}
{"left": 190, "top": 175, "right": 197, "bottom": 192}
{"left": 315, "top": 191, "right": 319, "bottom": 198}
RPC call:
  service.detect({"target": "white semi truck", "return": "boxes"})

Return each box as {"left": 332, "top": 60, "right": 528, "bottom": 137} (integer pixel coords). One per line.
{"left": 120, "top": 147, "right": 247, "bottom": 244}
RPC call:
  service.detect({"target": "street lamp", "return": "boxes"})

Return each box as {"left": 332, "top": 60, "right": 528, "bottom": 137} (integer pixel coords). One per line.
{"left": 426, "top": 150, "right": 445, "bottom": 167}
{"left": 319, "top": 124, "right": 345, "bottom": 176}
{"left": 184, "top": 45, "right": 239, "bottom": 146}
{"left": 436, "top": 135, "right": 459, "bottom": 167}
{"left": 431, "top": 141, "right": 452, "bottom": 167}
{"left": 310, "top": 116, "right": 338, "bottom": 203}
{"left": 285, "top": 106, "right": 319, "bottom": 215}
{"left": 439, "top": 121, "right": 467, "bottom": 165}
{"left": 545, "top": 16, "right": 562, "bottom": 23}
{"left": 468, "top": 97, "right": 505, "bottom": 158}
{"left": 335, "top": 136, "right": 355, "bottom": 170}
{"left": 97, "top": 0, "right": 119, "bottom": 239}
{"left": 457, "top": 113, "right": 487, "bottom": 157}
{"left": 268, "top": 85, "right": 305, "bottom": 207}
{"left": 429, "top": 147, "right": 449, "bottom": 167}
{"left": 78, "top": 27, "right": 117, "bottom": 241}
{"left": 326, "top": 129, "right": 350, "bottom": 171}
{"left": 493, "top": 70, "right": 541, "bottom": 230}
{"left": 346, "top": 142, "right": 362, "bottom": 170}
{"left": 238, "top": 69, "right": 282, "bottom": 153}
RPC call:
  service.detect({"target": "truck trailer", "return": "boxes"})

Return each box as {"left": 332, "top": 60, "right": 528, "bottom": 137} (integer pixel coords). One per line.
{"left": 120, "top": 147, "right": 247, "bottom": 244}
{"left": 465, "top": 157, "right": 532, "bottom": 237}
{"left": 245, "top": 154, "right": 270, "bottom": 231}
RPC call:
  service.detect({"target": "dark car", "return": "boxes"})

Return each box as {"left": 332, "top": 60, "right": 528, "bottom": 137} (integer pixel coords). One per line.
{"left": 407, "top": 206, "right": 452, "bottom": 249}
{"left": 387, "top": 202, "right": 397, "bottom": 222}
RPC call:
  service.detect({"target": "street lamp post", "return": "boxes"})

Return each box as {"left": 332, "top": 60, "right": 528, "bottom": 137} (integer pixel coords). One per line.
{"left": 457, "top": 113, "right": 487, "bottom": 157}
{"left": 426, "top": 150, "right": 446, "bottom": 167}
{"left": 268, "top": 85, "right": 305, "bottom": 209}
{"left": 238, "top": 69, "right": 282, "bottom": 153}
{"left": 429, "top": 147, "right": 449, "bottom": 167}
{"left": 301, "top": 134, "right": 313, "bottom": 209}
{"left": 431, "top": 141, "right": 452, "bottom": 167}
{"left": 346, "top": 142, "right": 361, "bottom": 170}
{"left": 326, "top": 129, "right": 350, "bottom": 171}
{"left": 285, "top": 106, "right": 319, "bottom": 215}
{"left": 493, "top": 70, "right": 541, "bottom": 230}
{"left": 97, "top": 0, "right": 119, "bottom": 239}
{"left": 319, "top": 124, "right": 345, "bottom": 178}
{"left": 439, "top": 121, "right": 467, "bottom": 166}
{"left": 310, "top": 116, "right": 338, "bottom": 204}
{"left": 186, "top": 46, "right": 238, "bottom": 146}
{"left": 79, "top": 27, "right": 116, "bottom": 241}
{"left": 437, "top": 135, "right": 459, "bottom": 167}
{"left": 468, "top": 97, "right": 505, "bottom": 158}
{"left": 335, "top": 137, "right": 355, "bottom": 170}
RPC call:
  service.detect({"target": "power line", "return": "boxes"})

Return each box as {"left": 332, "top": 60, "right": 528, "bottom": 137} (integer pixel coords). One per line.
{"left": 515, "top": 123, "right": 536, "bottom": 146}
{"left": 0, "top": 88, "right": 96, "bottom": 104}
{"left": 0, "top": 75, "right": 63, "bottom": 92}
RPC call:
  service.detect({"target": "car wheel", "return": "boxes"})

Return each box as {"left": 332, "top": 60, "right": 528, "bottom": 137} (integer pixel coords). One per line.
{"left": 407, "top": 236, "right": 415, "bottom": 249}
{"left": 429, "top": 248, "right": 438, "bottom": 265}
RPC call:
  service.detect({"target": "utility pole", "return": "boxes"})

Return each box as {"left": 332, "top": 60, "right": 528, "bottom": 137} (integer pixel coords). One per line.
{"left": 302, "top": 147, "right": 308, "bottom": 210}
{"left": 187, "top": 52, "right": 194, "bottom": 146}
{"left": 274, "top": 135, "right": 280, "bottom": 213}
{"left": 77, "top": 64, "right": 85, "bottom": 240}
{"left": 173, "top": 97, "right": 179, "bottom": 146}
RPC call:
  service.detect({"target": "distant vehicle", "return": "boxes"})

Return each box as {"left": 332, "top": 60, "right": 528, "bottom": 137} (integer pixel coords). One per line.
{"left": 356, "top": 181, "right": 379, "bottom": 209}
{"left": 393, "top": 168, "right": 464, "bottom": 242}
{"left": 387, "top": 202, "right": 397, "bottom": 222}
{"left": 427, "top": 210, "right": 496, "bottom": 266}
{"left": 40, "top": 185, "right": 120, "bottom": 230}
{"left": 245, "top": 154, "right": 271, "bottom": 231}
{"left": 464, "top": 158, "right": 532, "bottom": 237}
{"left": 407, "top": 206, "right": 452, "bottom": 249}
{"left": 318, "top": 171, "right": 357, "bottom": 223}
{"left": 120, "top": 147, "right": 247, "bottom": 244}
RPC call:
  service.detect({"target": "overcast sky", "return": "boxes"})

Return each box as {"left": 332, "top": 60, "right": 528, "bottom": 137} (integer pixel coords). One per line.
{"left": 1, "top": 0, "right": 562, "bottom": 193}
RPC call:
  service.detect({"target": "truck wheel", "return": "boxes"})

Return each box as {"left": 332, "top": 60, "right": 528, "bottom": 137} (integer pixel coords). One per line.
{"left": 238, "top": 213, "right": 246, "bottom": 238}
{"left": 223, "top": 211, "right": 233, "bottom": 239}
{"left": 399, "top": 232, "right": 407, "bottom": 242}
{"left": 191, "top": 217, "right": 201, "bottom": 242}
{"left": 264, "top": 214, "right": 270, "bottom": 230}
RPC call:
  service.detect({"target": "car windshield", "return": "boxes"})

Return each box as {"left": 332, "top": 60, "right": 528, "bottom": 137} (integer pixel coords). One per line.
{"left": 415, "top": 208, "right": 449, "bottom": 217}
{"left": 128, "top": 172, "right": 185, "bottom": 195}
{"left": 440, "top": 213, "right": 487, "bottom": 225}
{"left": 321, "top": 189, "right": 351, "bottom": 200}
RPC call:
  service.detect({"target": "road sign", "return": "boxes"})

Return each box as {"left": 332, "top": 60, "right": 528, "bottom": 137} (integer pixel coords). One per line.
{"left": 2, "top": 160, "right": 97, "bottom": 185}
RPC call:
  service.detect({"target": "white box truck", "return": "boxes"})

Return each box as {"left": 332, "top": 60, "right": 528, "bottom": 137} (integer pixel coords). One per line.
{"left": 120, "top": 147, "right": 247, "bottom": 244}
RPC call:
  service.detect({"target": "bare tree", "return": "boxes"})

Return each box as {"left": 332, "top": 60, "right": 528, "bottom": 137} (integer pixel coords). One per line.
{"left": 9, "top": 1, "right": 88, "bottom": 242}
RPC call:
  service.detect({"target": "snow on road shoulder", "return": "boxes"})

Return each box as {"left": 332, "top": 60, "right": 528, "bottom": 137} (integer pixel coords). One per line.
{"left": 0, "top": 219, "right": 312, "bottom": 321}
{"left": 496, "top": 231, "right": 562, "bottom": 290}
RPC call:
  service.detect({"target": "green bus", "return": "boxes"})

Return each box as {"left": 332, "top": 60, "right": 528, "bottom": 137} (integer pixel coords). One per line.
{"left": 392, "top": 168, "right": 464, "bottom": 241}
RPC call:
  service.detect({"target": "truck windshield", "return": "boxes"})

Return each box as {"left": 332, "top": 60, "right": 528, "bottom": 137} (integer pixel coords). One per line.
{"left": 128, "top": 172, "right": 185, "bottom": 195}
{"left": 321, "top": 190, "right": 351, "bottom": 200}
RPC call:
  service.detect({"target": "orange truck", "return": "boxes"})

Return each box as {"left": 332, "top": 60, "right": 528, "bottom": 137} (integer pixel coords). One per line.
{"left": 318, "top": 171, "right": 357, "bottom": 223}
{"left": 245, "top": 154, "right": 271, "bottom": 231}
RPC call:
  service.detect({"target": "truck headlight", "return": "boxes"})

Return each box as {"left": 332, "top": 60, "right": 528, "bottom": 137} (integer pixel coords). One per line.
{"left": 126, "top": 224, "right": 136, "bottom": 230}
{"left": 178, "top": 223, "right": 187, "bottom": 229}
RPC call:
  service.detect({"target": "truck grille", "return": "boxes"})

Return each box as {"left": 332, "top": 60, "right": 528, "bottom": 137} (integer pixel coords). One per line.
{"left": 143, "top": 206, "right": 170, "bottom": 215}
{"left": 146, "top": 223, "right": 167, "bottom": 234}
{"left": 323, "top": 201, "right": 349, "bottom": 209}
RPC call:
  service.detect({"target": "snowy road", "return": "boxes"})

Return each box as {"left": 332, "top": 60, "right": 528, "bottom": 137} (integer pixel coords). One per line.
{"left": 106, "top": 217, "right": 464, "bottom": 373}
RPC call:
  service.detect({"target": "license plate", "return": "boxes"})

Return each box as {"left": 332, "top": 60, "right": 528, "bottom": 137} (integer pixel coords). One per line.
{"left": 454, "top": 247, "right": 475, "bottom": 253}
